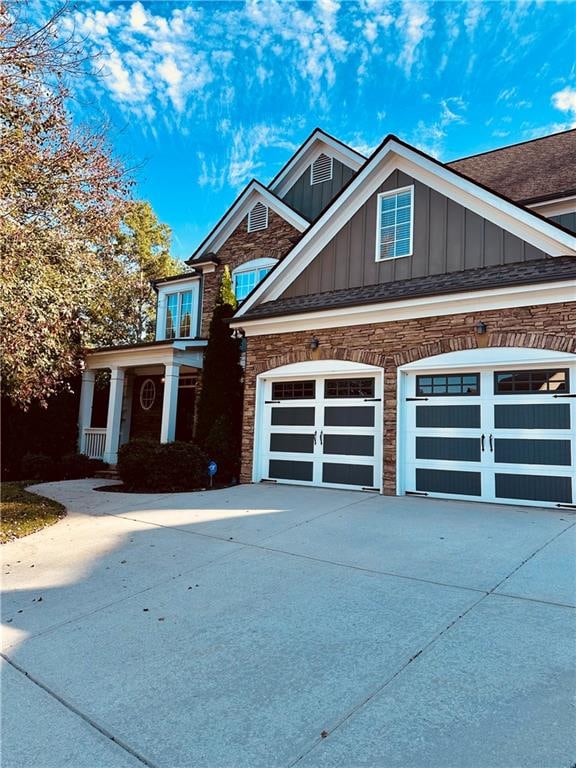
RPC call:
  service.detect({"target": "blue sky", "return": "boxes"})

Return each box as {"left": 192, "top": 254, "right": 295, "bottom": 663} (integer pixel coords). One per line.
{"left": 57, "top": 0, "right": 576, "bottom": 260}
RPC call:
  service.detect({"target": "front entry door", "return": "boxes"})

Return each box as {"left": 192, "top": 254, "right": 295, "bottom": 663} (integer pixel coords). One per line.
{"left": 404, "top": 365, "right": 575, "bottom": 507}
{"left": 260, "top": 375, "right": 383, "bottom": 491}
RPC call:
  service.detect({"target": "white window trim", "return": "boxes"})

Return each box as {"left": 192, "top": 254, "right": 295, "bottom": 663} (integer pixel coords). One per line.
{"left": 164, "top": 289, "right": 196, "bottom": 340}
{"left": 247, "top": 202, "right": 269, "bottom": 233}
{"left": 232, "top": 257, "right": 278, "bottom": 300}
{"left": 310, "top": 153, "right": 334, "bottom": 185}
{"left": 375, "top": 185, "right": 414, "bottom": 262}
{"left": 139, "top": 379, "right": 156, "bottom": 410}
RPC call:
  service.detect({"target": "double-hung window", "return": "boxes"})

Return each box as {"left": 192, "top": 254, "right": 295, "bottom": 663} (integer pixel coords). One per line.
{"left": 376, "top": 186, "right": 414, "bottom": 261}
{"left": 165, "top": 291, "right": 195, "bottom": 339}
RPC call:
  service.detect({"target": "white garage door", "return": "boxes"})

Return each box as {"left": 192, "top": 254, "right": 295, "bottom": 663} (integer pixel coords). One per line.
{"left": 402, "top": 362, "right": 576, "bottom": 508}
{"left": 258, "top": 372, "right": 383, "bottom": 491}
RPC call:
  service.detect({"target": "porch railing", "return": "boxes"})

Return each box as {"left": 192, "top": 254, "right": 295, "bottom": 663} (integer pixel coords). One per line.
{"left": 83, "top": 428, "right": 107, "bottom": 460}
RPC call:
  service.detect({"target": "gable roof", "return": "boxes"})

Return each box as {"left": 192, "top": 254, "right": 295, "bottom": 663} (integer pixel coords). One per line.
{"left": 234, "top": 134, "right": 576, "bottom": 318}
{"left": 238, "top": 256, "right": 576, "bottom": 322}
{"left": 267, "top": 128, "right": 366, "bottom": 198}
{"left": 186, "top": 180, "right": 309, "bottom": 264}
{"left": 448, "top": 129, "right": 576, "bottom": 204}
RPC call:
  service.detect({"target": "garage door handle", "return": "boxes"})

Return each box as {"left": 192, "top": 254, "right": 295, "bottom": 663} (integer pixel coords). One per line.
{"left": 481, "top": 434, "right": 485, "bottom": 452}
{"left": 319, "top": 430, "right": 323, "bottom": 445}
{"left": 489, "top": 434, "right": 493, "bottom": 452}
{"left": 313, "top": 430, "right": 317, "bottom": 445}
{"left": 553, "top": 393, "right": 576, "bottom": 398}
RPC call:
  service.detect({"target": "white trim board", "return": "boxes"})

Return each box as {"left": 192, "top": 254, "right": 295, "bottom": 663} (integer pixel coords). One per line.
{"left": 235, "top": 138, "right": 576, "bottom": 317}
{"left": 233, "top": 281, "right": 576, "bottom": 336}
{"left": 270, "top": 130, "right": 365, "bottom": 198}
{"left": 188, "top": 181, "right": 309, "bottom": 263}
{"left": 528, "top": 196, "right": 576, "bottom": 218}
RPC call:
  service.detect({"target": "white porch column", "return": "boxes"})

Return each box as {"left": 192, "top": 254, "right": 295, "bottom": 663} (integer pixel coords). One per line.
{"left": 78, "top": 369, "right": 96, "bottom": 453}
{"left": 160, "top": 363, "right": 180, "bottom": 443}
{"left": 103, "top": 367, "right": 126, "bottom": 464}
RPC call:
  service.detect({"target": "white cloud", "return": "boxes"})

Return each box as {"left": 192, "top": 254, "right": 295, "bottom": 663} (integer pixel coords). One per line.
{"left": 552, "top": 86, "right": 576, "bottom": 125}
{"left": 396, "top": 1, "right": 432, "bottom": 77}
{"left": 129, "top": 2, "right": 148, "bottom": 32}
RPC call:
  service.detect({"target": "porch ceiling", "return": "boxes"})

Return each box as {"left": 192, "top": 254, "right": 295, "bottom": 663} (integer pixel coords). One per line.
{"left": 84, "top": 340, "right": 207, "bottom": 370}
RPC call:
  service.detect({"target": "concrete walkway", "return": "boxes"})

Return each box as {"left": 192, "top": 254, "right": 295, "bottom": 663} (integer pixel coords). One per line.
{"left": 2, "top": 480, "right": 575, "bottom": 768}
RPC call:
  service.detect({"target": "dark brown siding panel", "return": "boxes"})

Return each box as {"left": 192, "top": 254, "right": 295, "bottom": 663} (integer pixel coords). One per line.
{"left": 282, "top": 159, "right": 356, "bottom": 221}
{"left": 280, "top": 170, "right": 552, "bottom": 299}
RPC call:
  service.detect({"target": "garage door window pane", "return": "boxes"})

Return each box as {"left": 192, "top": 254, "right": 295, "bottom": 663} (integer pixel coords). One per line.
{"left": 324, "top": 378, "right": 375, "bottom": 398}
{"left": 416, "top": 374, "right": 479, "bottom": 396}
{"left": 272, "top": 381, "right": 315, "bottom": 399}
{"left": 494, "top": 369, "right": 569, "bottom": 394}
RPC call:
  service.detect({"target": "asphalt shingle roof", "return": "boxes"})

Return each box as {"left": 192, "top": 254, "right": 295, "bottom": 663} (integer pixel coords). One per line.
{"left": 448, "top": 129, "right": 576, "bottom": 203}
{"left": 239, "top": 256, "right": 576, "bottom": 321}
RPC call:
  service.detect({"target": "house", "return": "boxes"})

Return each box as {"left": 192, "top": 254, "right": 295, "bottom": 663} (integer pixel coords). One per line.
{"left": 79, "top": 128, "right": 576, "bottom": 508}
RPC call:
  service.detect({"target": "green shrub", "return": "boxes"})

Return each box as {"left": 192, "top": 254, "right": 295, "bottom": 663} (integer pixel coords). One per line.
{"left": 117, "top": 439, "right": 208, "bottom": 492}
{"left": 61, "top": 454, "right": 106, "bottom": 479}
{"left": 20, "top": 453, "right": 58, "bottom": 482}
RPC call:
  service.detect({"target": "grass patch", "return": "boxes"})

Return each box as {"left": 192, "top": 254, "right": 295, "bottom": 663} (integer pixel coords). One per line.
{"left": 1, "top": 482, "right": 66, "bottom": 544}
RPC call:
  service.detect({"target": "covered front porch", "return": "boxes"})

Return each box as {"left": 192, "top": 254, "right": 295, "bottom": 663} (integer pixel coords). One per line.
{"left": 78, "top": 340, "right": 207, "bottom": 464}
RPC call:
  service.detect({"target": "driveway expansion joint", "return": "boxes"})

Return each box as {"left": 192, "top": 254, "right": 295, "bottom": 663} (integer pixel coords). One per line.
{"left": 1, "top": 653, "right": 159, "bottom": 768}
{"left": 285, "top": 518, "right": 576, "bottom": 767}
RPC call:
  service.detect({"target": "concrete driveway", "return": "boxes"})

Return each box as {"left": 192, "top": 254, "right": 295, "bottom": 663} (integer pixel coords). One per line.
{"left": 2, "top": 481, "right": 575, "bottom": 768}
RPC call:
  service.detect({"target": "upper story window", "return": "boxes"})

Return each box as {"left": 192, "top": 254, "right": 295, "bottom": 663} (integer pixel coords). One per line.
{"left": 311, "top": 153, "right": 333, "bottom": 185}
{"left": 376, "top": 186, "right": 414, "bottom": 261}
{"left": 165, "top": 290, "right": 195, "bottom": 339}
{"left": 248, "top": 202, "right": 269, "bottom": 233}
{"left": 232, "top": 257, "right": 278, "bottom": 301}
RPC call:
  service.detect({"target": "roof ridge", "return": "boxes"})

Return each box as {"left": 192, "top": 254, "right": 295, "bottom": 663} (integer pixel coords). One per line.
{"left": 448, "top": 127, "right": 576, "bottom": 164}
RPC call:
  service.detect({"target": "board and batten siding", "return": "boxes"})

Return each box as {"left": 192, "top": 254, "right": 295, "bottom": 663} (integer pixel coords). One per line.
{"left": 281, "top": 169, "right": 551, "bottom": 299}
{"left": 550, "top": 212, "right": 576, "bottom": 234}
{"left": 281, "top": 158, "right": 356, "bottom": 222}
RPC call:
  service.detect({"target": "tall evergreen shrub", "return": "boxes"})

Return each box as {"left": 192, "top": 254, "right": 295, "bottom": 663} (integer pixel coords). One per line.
{"left": 195, "top": 267, "right": 243, "bottom": 482}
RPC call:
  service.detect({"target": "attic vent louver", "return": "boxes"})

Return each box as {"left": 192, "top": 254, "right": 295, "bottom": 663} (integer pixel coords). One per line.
{"left": 248, "top": 202, "right": 268, "bottom": 232}
{"left": 311, "top": 153, "right": 333, "bottom": 185}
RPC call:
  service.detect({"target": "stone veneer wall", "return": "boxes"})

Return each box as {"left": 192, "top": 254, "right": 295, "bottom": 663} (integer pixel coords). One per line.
{"left": 239, "top": 301, "right": 576, "bottom": 494}
{"left": 199, "top": 210, "right": 301, "bottom": 338}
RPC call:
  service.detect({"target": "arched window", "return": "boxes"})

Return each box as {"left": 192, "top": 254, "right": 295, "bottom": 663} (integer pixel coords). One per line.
{"left": 232, "top": 257, "right": 278, "bottom": 301}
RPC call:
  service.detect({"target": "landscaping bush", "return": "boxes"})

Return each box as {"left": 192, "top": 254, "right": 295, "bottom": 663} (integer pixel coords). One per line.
{"left": 118, "top": 439, "right": 208, "bottom": 492}
{"left": 20, "top": 452, "right": 58, "bottom": 482}
{"left": 60, "top": 453, "right": 107, "bottom": 479}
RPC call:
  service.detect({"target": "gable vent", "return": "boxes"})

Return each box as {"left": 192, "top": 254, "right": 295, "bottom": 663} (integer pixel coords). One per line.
{"left": 310, "top": 153, "right": 333, "bottom": 185}
{"left": 248, "top": 202, "right": 269, "bottom": 232}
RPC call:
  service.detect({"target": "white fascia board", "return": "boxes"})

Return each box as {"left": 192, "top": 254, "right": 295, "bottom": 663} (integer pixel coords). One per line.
{"left": 156, "top": 275, "right": 200, "bottom": 292}
{"left": 235, "top": 140, "right": 576, "bottom": 317}
{"left": 270, "top": 131, "right": 365, "bottom": 197}
{"left": 528, "top": 196, "right": 576, "bottom": 217}
{"left": 190, "top": 182, "right": 309, "bottom": 262}
{"left": 231, "top": 281, "right": 575, "bottom": 337}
